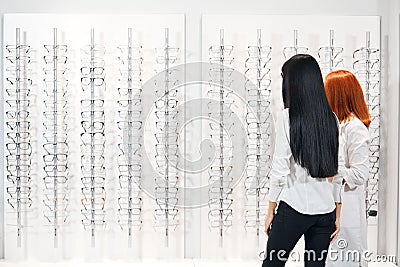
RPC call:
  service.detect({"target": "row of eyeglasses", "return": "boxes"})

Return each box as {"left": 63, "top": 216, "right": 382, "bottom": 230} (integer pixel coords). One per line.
{"left": 80, "top": 29, "right": 107, "bottom": 247}
{"left": 243, "top": 29, "right": 272, "bottom": 243}
{"left": 207, "top": 29, "right": 235, "bottom": 247}
{"left": 353, "top": 32, "right": 380, "bottom": 219}
{"left": 42, "top": 29, "right": 70, "bottom": 248}
{"left": 116, "top": 28, "right": 144, "bottom": 248}
{"left": 5, "top": 28, "right": 33, "bottom": 248}
{"left": 153, "top": 28, "right": 181, "bottom": 247}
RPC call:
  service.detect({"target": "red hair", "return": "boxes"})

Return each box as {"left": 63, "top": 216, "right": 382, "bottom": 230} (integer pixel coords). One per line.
{"left": 324, "top": 70, "right": 371, "bottom": 127}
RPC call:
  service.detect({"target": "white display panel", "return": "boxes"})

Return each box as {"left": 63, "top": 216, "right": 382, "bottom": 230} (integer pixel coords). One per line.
{"left": 3, "top": 14, "right": 185, "bottom": 260}
{"left": 201, "top": 15, "right": 380, "bottom": 259}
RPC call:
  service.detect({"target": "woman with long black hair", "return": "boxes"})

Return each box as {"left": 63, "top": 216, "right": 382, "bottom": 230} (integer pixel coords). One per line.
{"left": 262, "top": 54, "right": 342, "bottom": 267}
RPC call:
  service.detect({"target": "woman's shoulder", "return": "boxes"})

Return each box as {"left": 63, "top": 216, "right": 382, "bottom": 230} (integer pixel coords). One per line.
{"left": 281, "top": 108, "right": 289, "bottom": 118}
{"left": 275, "top": 108, "right": 289, "bottom": 122}
{"left": 343, "top": 116, "right": 370, "bottom": 137}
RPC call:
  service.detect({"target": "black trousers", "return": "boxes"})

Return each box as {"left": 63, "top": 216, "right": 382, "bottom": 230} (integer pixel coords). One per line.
{"left": 262, "top": 201, "right": 336, "bottom": 267}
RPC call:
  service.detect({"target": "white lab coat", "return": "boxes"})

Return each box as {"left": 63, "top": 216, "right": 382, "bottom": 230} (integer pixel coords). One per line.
{"left": 327, "top": 116, "right": 370, "bottom": 267}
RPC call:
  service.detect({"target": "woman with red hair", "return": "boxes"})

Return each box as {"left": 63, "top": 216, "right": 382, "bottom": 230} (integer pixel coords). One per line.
{"left": 324, "top": 70, "right": 371, "bottom": 267}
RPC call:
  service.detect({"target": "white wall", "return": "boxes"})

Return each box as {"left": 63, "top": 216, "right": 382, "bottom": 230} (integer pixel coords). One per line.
{"left": 0, "top": 0, "right": 398, "bottom": 262}
{"left": 384, "top": 0, "right": 400, "bottom": 263}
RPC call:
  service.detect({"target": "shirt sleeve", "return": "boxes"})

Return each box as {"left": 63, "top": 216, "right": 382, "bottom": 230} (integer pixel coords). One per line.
{"left": 332, "top": 125, "right": 345, "bottom": 203}
{"left": 339, "top": 123, "right": 370, "bottom": 190}
{"left": 332, "top": 175, "right": 343, "bottom": 203}
{"left": 267, "top": 110, "right": 291, "bottom": 202}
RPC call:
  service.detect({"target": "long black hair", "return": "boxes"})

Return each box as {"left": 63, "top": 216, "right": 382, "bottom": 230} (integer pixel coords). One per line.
{"left": 282, "top": 54, "right": 338, "bottom": 178}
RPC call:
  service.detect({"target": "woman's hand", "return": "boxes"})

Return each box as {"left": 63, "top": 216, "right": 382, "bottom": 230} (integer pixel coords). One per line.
{"left": 264, "top": 213, "right": 274, "bottom": 236}
{"left": 265, "top": 202, "right": 277, "bottom": 236}
{"left": 330, "top": 202, "right": 342, "bottom": 244}
{"left": 327, "top": 176, "right": 333, "bottom": 183}
{"left": 330, "top": 219, "right": 340, "bottom": 244}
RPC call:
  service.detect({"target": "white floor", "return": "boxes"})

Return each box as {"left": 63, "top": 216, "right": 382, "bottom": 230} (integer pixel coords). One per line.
{"left": 0, "top": 260, "right": 397, "bottom": 267}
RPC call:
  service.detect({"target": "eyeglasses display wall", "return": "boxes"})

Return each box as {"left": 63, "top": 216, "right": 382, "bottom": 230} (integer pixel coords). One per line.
{"left": 2, "top": 13, "right": 382, "bottom": 261}
{"left": 201, "top": 15, "right": 381, "bottom": 258}
{"left": 3, "top": 14, "right": 185, "bottom": 260}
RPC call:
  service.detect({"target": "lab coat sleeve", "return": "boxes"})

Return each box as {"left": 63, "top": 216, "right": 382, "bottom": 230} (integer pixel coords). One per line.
{"left": 339, "top": 123, "right": 370, "bottom": 190}
{"left": 267, "top": 110, "right": 291, "bottom": 202}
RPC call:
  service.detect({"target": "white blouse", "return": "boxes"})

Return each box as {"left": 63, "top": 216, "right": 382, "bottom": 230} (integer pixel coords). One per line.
{"left": 267, "top": 108, "right": 340, "bottom": 215}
